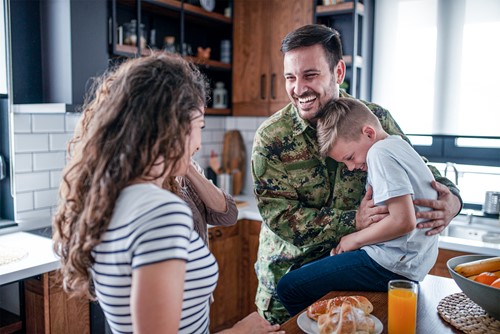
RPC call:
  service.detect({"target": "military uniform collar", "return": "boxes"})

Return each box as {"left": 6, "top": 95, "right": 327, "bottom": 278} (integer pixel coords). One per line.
{"left": 290, "top": 105, "right": 310, "bottom": 136}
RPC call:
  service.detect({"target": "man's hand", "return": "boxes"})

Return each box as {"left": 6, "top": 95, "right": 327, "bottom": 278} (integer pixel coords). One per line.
{"left": 414, "top": 181, "right": 461, "bottom": 236}
{"left": 355, "top": 185, "right": 389, "bottom": 231}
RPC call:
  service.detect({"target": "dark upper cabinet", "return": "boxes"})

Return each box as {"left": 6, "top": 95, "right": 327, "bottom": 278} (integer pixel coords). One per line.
{"left": 9, "top": 0, "right": 109, "bottom": 106}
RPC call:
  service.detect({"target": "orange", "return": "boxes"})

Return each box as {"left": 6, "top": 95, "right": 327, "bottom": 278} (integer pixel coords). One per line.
{"left": 491, "top": 278, "right": 500, "bottom": 289}
{"left": 474, "top": 272, "right": 498, "bottom": 285}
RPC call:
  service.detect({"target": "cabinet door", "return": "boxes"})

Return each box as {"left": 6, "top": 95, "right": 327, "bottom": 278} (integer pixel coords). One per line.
{"left": 209, "top": 224, "right": 241, "bottom": 332}
{"left": 241, "top": 220, "right": 262, "bottom": 315}
{"left": 232, "top": 0, "right": 271, "bottom": 116}
{"left": 24, "top": 271, "right": 90, "bottom": 333}
{"left": 232, "top": 0, "right": 313, "bottom": 116}
{"left": 268, "top": 0, "right": 314, "bottom": 113}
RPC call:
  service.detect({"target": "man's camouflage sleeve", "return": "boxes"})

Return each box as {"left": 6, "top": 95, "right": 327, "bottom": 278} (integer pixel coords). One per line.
{"left": 252, "top": 121, "right": 359, "bottom": 248}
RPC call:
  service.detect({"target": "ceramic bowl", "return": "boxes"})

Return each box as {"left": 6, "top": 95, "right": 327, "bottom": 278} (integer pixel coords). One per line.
{"left": 447, "top": 255, "right": 500, "bottom": 320}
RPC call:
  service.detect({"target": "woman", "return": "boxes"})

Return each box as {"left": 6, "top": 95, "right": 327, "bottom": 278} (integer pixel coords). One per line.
{"left": 52, "top": 53, "right": 282, "bottom": 334}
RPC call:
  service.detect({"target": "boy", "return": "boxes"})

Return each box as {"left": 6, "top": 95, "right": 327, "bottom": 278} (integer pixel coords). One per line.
{"left": 276, "top": 98, "right": 438, "bottom": 316}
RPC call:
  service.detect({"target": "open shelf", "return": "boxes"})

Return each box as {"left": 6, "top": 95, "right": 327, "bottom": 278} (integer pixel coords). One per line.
{"left": 114, "top": 45, "right": 231, "bottom": 70}
{"left": 0, "top": 308, "right": 22, "bottom": 334}
{"left": 316, "top": 2, "right": 364, "bottom": 16}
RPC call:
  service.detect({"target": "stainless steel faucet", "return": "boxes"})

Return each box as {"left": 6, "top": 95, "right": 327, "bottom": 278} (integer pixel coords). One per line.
{"left": 444, "top": 162, "right": 459, "bottom": 185}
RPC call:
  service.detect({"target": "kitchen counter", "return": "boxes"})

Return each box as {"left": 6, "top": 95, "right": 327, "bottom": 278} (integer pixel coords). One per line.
{"left": 0, "top": 232, "right": 59, "bottom": 286}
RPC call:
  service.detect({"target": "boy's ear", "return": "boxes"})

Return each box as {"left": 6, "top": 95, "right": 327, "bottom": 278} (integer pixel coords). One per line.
{"left": 361, "top": 125, "right": 376, "bottom": 139}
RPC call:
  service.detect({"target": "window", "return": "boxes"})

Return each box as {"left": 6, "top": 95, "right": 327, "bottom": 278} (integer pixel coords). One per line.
{"left": 372, "top": 0, "right": 500, "bottom": 137}
{"left": 372, "top": 0, "right": 500, "bottom": 207}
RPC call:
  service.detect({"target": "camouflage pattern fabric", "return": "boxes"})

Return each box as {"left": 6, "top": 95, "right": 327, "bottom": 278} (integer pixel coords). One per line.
{"left": 251, "top": 91, "right": 460, "bottom": 324}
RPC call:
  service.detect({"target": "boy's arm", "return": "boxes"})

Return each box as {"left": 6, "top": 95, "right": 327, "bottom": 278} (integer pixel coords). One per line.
{"left": 334, "top": 194, "right": 416, "bottom": 254}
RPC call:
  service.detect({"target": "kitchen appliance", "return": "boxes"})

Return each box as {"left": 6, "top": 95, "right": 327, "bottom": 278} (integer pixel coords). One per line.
{"left": 483, "top": 191, "right": 500, "bottom": 215}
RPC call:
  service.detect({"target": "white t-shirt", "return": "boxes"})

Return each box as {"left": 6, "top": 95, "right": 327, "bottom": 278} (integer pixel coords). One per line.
{"left": 91, "top": 183, "right": 218, "bottom": 334}
{"left": 362, "top": 135, "right": 438, "bottom": 281}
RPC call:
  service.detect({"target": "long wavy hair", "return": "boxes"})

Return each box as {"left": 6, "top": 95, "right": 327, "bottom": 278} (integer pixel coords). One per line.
{"left": 52, "top": 52, "right": 208, "bottom": 299}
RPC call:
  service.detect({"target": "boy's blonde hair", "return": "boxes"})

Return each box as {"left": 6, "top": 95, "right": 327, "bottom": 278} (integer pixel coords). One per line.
{"left": 317, "top": 98, "right": 381, "bottom": 157}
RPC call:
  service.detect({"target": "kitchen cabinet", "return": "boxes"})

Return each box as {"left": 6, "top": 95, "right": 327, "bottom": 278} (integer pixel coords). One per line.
{"left": 208, "top": 224, "right": 242, "bottom": 332}
{"left": 24, "top": 271, "right": 89, "bottom": 333}
{"left": 110, "top": 0, "right": 233, "bottom": 115}
{"left": 8, "top": 1, "right": 108, "bottom": 105}
{"left": 240, "top": 219, "right": 261, "bottom": 315}
{"left": 429, "top": 248, "right": 472, "bottom": 278}
{"left": 232, "top": 0, "right": 314, "bottom": 116}
{"left": 208, "top": 219, "right": 262, "bottom": 332}
{"left": 315, "top": 0, "right": 374, "bottom": 99}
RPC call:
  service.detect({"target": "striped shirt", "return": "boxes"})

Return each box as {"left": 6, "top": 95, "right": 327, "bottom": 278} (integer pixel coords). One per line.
{"left": 91, "top": 184, "right": 218, "bottom": 334}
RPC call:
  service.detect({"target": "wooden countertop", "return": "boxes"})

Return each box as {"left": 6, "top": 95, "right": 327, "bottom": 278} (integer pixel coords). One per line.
{"left": 280, "top": 274, "right": 462, "bottom": 334}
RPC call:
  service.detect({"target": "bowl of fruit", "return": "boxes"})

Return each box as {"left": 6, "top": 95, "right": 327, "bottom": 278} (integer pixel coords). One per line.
{"left": 447, "top": 255, "right": 500, "bottom": 320}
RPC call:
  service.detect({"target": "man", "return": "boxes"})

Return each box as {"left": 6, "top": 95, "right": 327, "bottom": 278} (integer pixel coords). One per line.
{"left": 251, "top": 24, "right": 462, "bottom": 324}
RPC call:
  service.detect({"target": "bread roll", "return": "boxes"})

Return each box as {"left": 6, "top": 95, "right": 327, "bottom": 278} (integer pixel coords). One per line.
{"left": 307, "top": 296, "right": 376, "bottom": 334}
{"left": 307, "top": 296, "right": 373, "bottom": 321}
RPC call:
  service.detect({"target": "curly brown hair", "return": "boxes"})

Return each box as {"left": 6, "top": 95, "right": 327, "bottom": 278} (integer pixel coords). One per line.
{"left": 52, "top": 52, "right": 208, "bottom": 299}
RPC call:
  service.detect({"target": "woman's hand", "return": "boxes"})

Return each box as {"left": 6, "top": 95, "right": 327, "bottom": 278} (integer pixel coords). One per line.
{"left": 218, "top": 312, "right": 285, "bottom": 334}
{"left": 355, "top": 186, "right": 389, "bottom": 231}
{"left": 414, "top": 181, "right": 461, "bottom": 235}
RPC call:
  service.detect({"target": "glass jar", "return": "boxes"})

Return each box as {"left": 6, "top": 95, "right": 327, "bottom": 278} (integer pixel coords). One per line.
{"left": 123, "top": 19, "right": 146, "bottom": 49}
{"left": 213, "top": 82, "right": 228, "bottom": 109}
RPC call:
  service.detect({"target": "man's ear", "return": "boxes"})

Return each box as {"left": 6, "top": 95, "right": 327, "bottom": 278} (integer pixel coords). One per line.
{"left": 336, "top": 60, "right": 346, "bottom": 85}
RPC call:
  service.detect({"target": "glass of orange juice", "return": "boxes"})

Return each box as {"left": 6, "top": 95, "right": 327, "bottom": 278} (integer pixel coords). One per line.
{"left": 388, "top": 279, "right": 418, "bottom": 334}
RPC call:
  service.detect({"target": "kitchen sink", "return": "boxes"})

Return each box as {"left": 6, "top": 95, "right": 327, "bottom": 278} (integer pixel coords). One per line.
{"left": 441, "top": 212, "right": 500, "bottom": 244}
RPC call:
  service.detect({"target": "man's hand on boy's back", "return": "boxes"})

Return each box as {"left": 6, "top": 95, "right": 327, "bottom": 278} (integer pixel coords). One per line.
{"left": 414, "top": 181, "right": 461, "bottom": 235}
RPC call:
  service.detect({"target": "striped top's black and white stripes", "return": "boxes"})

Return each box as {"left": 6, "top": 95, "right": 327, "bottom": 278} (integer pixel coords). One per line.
{"left": 91, "top": 184, "right": 218, "bottom": 334}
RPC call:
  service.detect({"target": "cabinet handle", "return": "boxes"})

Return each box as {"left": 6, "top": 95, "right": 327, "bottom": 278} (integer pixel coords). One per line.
{"left": 271, "top": 73, "right": 276, "bottom": 100}
{"left": 260, "top": 74, "right": 266, "bottom": 100}
{"left": 215, "top": 229, "right": 222, "bottom": 238}
{"left": 208, "top": 231, "right": 213, "bottom": 240}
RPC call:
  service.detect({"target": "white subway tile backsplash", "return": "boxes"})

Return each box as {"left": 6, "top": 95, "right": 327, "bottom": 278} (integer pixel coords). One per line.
{"left": 15, "top": 192, "right": 34, "bottom": 212}
{"left": 225, "top": 117, "right": 237, "bottom": 129}
{"left": 205, "top": 116, "right": 225, "bottom": 129}
{"left": 13, "top": 114, "right": 31, "bottom": 133}
{"left": 14, "top": 154, "right": 33, "bottom": 173}
{"left": 33, "top": 152, "right": 66, "bottom": 171}
{"left": 65, "top": 113, "right": 81, "bottom": 132}
{"left": 32, "top": 114, "right": 65, "bottom": 133}
{"left": 12, "top": 113, "right": 264, "bottom": 218}
{"left": 50, "top": 170, "right": 63, "bottom": 188}
{"left": 34, "top": 189, "right": 58, "bottom": 209}
{"left": 15, "top": 172, "right": 50, "bottom": 192}
{"left": 50, "top": 133, "right": 73, "bottom": 151}
{"left": 14, "top": 134, "right": 49, "bottom": 153}
{"left": 16, "top": 208, "right": 52, "bottom": 220}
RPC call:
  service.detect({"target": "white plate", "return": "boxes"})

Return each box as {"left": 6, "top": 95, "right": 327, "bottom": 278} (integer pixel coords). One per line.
{"left": 297, "top": 311, "right": 383, "bottom": 334}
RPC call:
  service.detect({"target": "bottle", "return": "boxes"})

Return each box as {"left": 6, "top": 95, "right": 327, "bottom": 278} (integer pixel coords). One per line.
{"left": 213, "top": 82, "right": 228, "bottom": 109}
{"left": 220, "top": 40, "right": 231, "bottom": 63}
{"left": 163, "top": 36, "right": 177, "bottom": 54}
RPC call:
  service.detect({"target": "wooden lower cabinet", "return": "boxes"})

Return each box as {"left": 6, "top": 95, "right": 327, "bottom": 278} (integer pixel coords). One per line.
{"left": 209, "top": 219, "right": 262, "bottom": 332}
{"left": 429, "top": 248, "right": 472, "bottom": 278}
{"left": 24, "top": 271, "right": 89, "bottom": 334}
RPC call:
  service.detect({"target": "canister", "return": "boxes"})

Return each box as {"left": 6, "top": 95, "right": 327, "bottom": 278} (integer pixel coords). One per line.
{"left": 483, "top": 191, "right": 500, "bottom": 215}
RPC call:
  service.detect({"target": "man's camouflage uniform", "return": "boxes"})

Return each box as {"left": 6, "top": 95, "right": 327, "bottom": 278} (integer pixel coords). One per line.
{"left": 251, "top": 91, "right": 461, "bottom": 324}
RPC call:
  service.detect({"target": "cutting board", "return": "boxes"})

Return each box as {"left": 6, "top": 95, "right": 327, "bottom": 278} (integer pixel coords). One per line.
{"left": 221, "top": 130, "right": 246, "bottom": 195}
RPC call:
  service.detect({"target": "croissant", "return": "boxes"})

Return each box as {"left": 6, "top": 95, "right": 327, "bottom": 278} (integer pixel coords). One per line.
{"left": 306, "top": 296, "right": 375, "bottom": 334}
{"left": 317, "top": 301, "right": 375, "bottom": 334}
{"left": 307, "top": 296, "right": 373, "bottom": 321}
